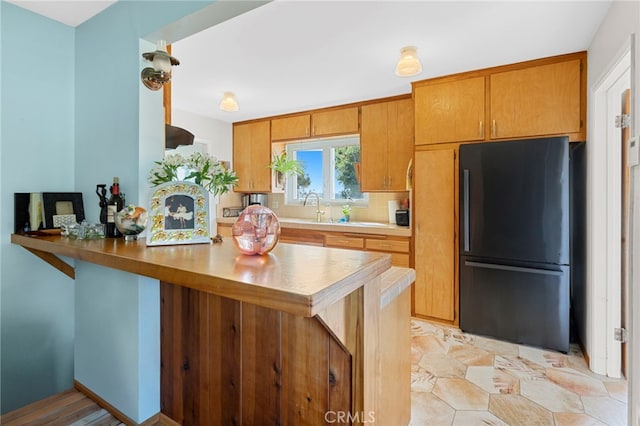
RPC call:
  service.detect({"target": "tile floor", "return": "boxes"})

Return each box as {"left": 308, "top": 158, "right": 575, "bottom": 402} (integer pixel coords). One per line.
{"left": 410, "top": 318, "right": 628, "bottom": 426}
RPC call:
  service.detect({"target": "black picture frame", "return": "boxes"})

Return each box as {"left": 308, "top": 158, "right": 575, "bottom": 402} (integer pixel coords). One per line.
{"left": 42, "top": 192, "right": 85, "bottom": 229}
{"left": 14, "top": 193, "right": 31, "bottom": 233}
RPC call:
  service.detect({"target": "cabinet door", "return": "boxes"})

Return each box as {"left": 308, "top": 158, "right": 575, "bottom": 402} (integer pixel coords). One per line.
{"left": 271, "top": 114, "right": 310, "bottom": 141}
{"left": 360, "top": 99, "right": 413, "bottom": 191}
{"left": 233, "top": 121, "right": 271, "bottom": 192}
{"left": 233, "top": 123, "right": 252, "bottom": 192}
{"left": 324, "top": 234, "right": 365, "bottom": 249}
{"left": 311, "top": 107, "right": 359, "bottom": 137}
{"left": 360, "top": 103, "right": 389, "bottom": 191}
{"left": 490, "top": 59, "right": 582, "bottom": 139}
{"left": 414, "top": 77, "right": 485, "bottom": 145}
{"left": 386, "top": 98, "right": 414, "bottom": 191}
{"left": 413, "top": 148, "right": 457, "bottom": 322}
{"left": 217, "top": 223, "right": 233, "bottom": 238}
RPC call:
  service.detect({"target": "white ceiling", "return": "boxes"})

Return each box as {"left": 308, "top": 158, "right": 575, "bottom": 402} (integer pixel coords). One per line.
{"left": 8, "top": 1, "right": 612, "bottom": 124}
{"left": 6, "top": 0, "right": 116, "bottom": 27}
{"left": 172, "top": 1, "right": 611, "bottom": 123}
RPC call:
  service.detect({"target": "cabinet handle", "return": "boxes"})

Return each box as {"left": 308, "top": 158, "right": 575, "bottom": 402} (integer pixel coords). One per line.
{"left": 306, "top": 126, "right": 310, "bottom": 136}
{"left": 463, "top": 169, "right": 470, "bottom": 252}
{"left": 312, "top": 125, "right": 316, "bottom": 135}
{"left": 491, "top": 120, "right": 497, "bottom": 137}
{"left": 479, "top": 120, "right": 484, "bottom": 138}
{"left": 465, "top": 261, "right": 563, "bottom": 276}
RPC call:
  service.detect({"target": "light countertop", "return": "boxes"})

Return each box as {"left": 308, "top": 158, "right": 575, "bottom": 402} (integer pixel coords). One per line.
{"left": 217, "top": 216, "right": 411, "bottom": 237}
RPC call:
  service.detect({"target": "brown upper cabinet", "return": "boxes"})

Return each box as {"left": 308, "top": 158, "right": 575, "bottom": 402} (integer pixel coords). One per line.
{"left": 360, "top": 98, "right": 414, "bottom": 191}
{"left": 312, "top": 107, "right": 359, "bottom": 137}
{"left": 233, "top": 120, "right": 271, "bottom": 192}
{"left": 271, "top": 114, "right": 310, "bottom": 140}
{"left": 270, "top": 107, "right": 359, "bottom": 141}
{"left": 414, "top": 77, "right": 485, "bottom": 145}
{"left": 413, "top": 51, "right": 586, "bottom": 145}
{"left": 490, "top": 59, "right": 582, "bottom": 140}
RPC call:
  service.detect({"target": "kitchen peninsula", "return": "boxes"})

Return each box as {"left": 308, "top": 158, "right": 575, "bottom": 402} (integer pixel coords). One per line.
{"left": 11, "top": 233, "right": 414, "bottom": 425}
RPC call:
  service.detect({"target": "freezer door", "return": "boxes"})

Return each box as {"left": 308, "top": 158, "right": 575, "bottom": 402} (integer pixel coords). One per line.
{"left": 460, "top": 137, "right": 570, "bottom": 265}
{"left": 460, "top": 257, "right": 570, "bottom": 353}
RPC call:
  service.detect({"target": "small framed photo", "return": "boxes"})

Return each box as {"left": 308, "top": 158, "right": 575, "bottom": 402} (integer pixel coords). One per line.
{"left": 147, "top": 181, "right": 210, "bottom": 246}
{"left": 42, "top": 192, "right": 85, "bottom": 229}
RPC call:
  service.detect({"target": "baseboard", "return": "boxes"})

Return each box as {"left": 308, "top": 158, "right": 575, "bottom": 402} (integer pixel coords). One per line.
{"left": 155, "top": 413, "right": 182, "bottom": 425}
{"left": 578, "top": 340, "right": 591, "bottom": 366}
{"left": 411, "top": 314, "right": 458, "bottom": 328}
{"left": 74, "top": 380, "right": 162, "bottom": 426}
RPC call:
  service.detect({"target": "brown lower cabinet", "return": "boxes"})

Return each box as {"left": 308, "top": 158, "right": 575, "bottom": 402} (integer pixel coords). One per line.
{"left": 161, "top": 283, "right": 352, "bottom": 425}
{"left": 219, "top": 223, "right": 410, "bottom": 267}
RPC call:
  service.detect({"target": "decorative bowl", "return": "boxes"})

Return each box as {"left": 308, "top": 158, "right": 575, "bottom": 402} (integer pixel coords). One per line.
{"left": 232, "top": 205, "right": 281, "bottom": 255}
{"left": 115, "top": 205, "right": 148, "bottom": 241}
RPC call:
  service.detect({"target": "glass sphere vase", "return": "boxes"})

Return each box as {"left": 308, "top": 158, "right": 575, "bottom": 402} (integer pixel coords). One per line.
{"left": 115, "top": 205, "right": 148, "bottom": 241}
{"left": 232, "top": 205, "right": 281, "bottom": 255}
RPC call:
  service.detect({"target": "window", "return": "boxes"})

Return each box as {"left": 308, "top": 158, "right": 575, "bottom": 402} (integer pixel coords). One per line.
{"left": 285, "top": 136, "right": 365, "bottom": 205}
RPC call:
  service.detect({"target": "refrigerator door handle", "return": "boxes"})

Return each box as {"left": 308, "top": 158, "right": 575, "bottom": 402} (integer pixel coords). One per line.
{"left": 463, "top": 169, "right": 470, "bottom": 252}
{"left": 464, "top": 261, "right": 563, "bottom": 276}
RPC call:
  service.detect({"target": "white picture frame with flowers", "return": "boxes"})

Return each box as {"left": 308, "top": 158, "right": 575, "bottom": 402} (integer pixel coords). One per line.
{"left": 146, "top": 151, "right": 238, "bottom": 246}
{"left": 148, "top": 151, "right": 238, "bottom": 197}
{"left": 146, "top": 181, "right": 210, "bottom": 246}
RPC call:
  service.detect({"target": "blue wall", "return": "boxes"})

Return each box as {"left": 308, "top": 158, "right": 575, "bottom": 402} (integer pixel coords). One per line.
{"left": 72, "top": 2, "right": 211, "bottom": 422}
{"left": 0, "top": 3, "right": 76, "bottom": 413}
{"left": 0, "top": 0, "right": 212, "bottom": 418}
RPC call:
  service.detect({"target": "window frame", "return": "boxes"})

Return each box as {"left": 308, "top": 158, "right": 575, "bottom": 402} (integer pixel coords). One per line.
{"left": 284, "top": 136, "right": 368, "bottom": 207}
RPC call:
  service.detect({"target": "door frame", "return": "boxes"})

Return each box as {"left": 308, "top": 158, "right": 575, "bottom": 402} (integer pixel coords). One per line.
{"left": 589, "top": 47, "right": 630, "bottom": 378}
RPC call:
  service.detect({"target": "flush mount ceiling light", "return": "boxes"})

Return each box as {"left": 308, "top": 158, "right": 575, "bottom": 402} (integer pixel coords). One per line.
{"left": 141, "top": 40, "right": 180, "bottom": 91}
{"left": 220, "top": 92, "right": 239, "bottom": 112}
{"left": 395, "top": 46, "right": 422, "bottom": 77}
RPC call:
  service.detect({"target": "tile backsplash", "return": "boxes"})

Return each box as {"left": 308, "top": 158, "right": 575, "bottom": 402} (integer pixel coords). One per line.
{"left": 217, "top": 191, "right": 410, "bottom": 224}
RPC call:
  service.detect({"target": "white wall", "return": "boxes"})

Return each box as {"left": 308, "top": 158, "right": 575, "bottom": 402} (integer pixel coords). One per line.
{"left": 171, "top": 109, "right": 233, "bottom": 229}
{"left": 587, "top": 1, "right": 640, "bottom": 423}
{"left": 172, "top": 108, "right": 233, "bottom": 162}
{"left": 586, "top": 0, "right": 639, "bottom": 368}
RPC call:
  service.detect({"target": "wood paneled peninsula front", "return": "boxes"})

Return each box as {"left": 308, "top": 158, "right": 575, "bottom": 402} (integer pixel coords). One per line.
{"left": 11, "top": 233, "right": 415, "bottom": 425}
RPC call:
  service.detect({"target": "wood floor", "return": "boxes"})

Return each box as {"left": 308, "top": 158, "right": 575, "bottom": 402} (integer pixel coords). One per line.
{"left": 0, "top": 388, "right": 124, "bottom": 426}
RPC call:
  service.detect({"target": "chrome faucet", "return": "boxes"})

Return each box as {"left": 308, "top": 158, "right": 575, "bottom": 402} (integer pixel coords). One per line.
{"left": 303, "top": 192, "right": 325, "bottom": 223}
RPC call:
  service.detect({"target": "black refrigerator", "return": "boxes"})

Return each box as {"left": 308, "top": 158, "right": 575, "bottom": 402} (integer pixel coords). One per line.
{"left": 459, "top": 136, "right": 576, "bottom": 353}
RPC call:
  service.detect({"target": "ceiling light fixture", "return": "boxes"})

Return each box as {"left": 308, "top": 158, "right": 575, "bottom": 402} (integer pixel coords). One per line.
{"left": 220, "top": 92, "right": 239, "bottom": 112}
{"left": 395, "top": 46, "right": 422, "bottom": 77}
{"left": 141, "top": 40, "right": 180, "bottom": 91}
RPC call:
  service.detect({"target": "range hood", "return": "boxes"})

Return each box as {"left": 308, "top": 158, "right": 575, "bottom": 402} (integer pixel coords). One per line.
{"left": 165, "top": 124, "right": 194, "bottom": 149}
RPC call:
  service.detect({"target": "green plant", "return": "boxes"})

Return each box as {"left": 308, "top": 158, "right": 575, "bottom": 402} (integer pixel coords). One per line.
{"left": 341, "top": 204, "right": 352, "bottom": 217}
{"left": 148, "top": 152, "right": 238, "bottom": 196}
{"left": 268, "top": 151, "right": 304, "bottom": 177}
